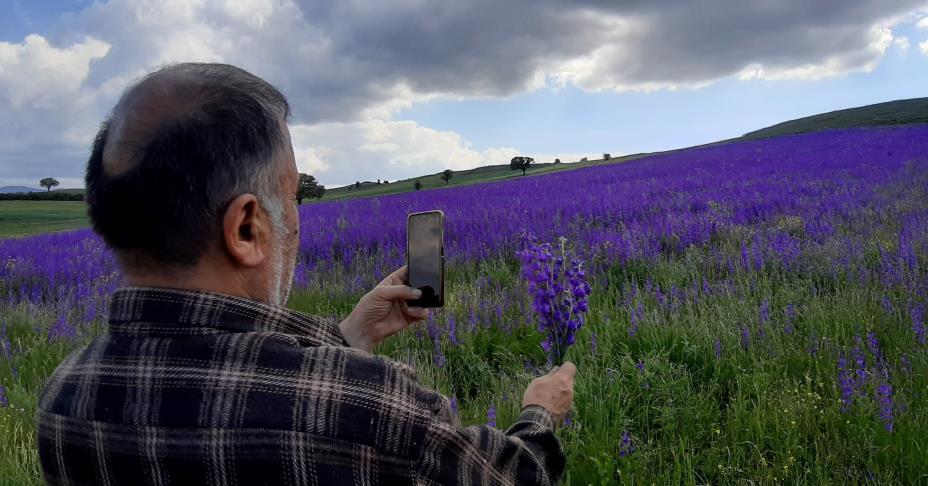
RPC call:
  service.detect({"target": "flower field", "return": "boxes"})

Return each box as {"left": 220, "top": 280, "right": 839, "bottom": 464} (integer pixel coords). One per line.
{"left": 2, "top": 125, "right": 928, "bottom": 484}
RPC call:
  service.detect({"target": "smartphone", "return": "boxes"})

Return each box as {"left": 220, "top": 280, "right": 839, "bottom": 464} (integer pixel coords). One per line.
{"left": 407, "top": 210, "right": 445, "bottom": 308}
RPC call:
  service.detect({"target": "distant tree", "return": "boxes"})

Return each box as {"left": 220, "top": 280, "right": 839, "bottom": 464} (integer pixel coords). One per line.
{"left": 383, "top": 180, "right": 389, "bottom": 184}
{"left": 603, "top": 153, "right": 611, "bottom": 160}
{"left": 377, "top": 179, "right": 381, "bottom": 184}
{"left": 580, "top": 157, "right": 588, "bottom": 162}
{"left": 355, "top": 181, "right": 361, "bottom": 189}
{"left": 296, "top": 173, "right": 325, "bottom": 204}
{"left": 510, "top": 156, "right": 534, "bottom": 175}
{"left": 39, "top": 178, "right": 60, "bottom": 192}
{"left": 414, "top": 180, "right": 422, "bottom": 191}
{"left": 441, "top": 169, "right": 454, "bottom": 185}
{"left": 554, "top": 158, "right": 561, "bottom": 164}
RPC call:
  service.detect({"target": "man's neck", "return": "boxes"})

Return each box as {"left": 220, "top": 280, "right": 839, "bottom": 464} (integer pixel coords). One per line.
{"left": 123, "top": 261, "right": 263, "bottom": 303}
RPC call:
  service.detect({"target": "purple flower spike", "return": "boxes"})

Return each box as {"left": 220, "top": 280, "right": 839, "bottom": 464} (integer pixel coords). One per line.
{"left": 517, "top": 235, "right": 591, "bottom": 364}
{"left": 486, "top": 404, "right": 497, "bottom": 428}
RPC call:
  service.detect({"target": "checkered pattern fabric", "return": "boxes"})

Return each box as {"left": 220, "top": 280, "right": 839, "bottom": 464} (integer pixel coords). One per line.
{"left": 37, "top": 288, "right": 565, "bottom": 485}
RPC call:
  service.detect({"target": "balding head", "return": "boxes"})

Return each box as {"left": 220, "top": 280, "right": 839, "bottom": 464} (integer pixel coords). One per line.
{"left": 85, "top": 63, "right": 292, "bottom": 269}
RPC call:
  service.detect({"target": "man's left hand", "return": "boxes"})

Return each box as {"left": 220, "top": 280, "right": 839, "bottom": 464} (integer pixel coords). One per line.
{"left": 339, "top": 266, "right": 430, "bottom": 352}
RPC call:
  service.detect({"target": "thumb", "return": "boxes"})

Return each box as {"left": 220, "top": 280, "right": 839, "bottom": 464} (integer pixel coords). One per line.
{"left": 376, "top": 285, "right": 422, "bottom": 301}
{"left": 556, "top": 362, "right": 577, "bottom": 379}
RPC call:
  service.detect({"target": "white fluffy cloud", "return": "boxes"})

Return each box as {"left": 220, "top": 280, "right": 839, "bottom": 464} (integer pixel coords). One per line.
{"left": 289, "top": 120, "right": 596, "bottom": 186}
{"left": 0, "top": 0, "right": 925, "bottom": 187}
{"left": 920, "top": 40, "right": 928, "bottom": 55}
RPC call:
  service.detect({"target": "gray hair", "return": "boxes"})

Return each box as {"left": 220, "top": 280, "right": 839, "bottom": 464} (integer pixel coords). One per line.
{"left": 85, "top": 63, "right": 292, "bottom": 268}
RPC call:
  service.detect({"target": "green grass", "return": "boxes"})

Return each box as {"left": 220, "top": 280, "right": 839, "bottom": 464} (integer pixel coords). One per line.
{"left": 315, "top": 156, "right": 639, "bottom": 202}
{"left": 743, "top": 97, "right": 928, "bottom": 139}
{"left": 0, "top": 201, "right": 89, "bottom": 238}
{"left": 4, "top": 238, "right": 925, "bottom": 483}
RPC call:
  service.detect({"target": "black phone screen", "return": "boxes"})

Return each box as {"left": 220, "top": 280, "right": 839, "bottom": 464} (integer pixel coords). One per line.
{"left": 407, "top": 211, "right": 443, "bottom": 307}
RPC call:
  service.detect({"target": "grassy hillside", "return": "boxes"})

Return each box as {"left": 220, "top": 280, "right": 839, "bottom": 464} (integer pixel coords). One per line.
{"left": 316, "top": 156, "right": 637, "bottom": 202}
{"left": 743, "top": 97, "right": 928, "bottom": 139}
{"left": 0, "top": 201, "right": 88, "bottom": 238}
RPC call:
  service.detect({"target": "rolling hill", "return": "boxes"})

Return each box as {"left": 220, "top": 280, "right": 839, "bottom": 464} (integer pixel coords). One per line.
{"left": 742, "top": 97, "right": 928, "bottom": 139}
{"left": 318, "top": 97, "right": 928, "bottom": 203}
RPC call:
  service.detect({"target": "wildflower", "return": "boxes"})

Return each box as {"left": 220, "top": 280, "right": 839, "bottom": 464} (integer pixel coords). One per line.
{"left": 635, "top": 361, "right": 645, "bottom": 374}
{"left": 713, "top": 337, "right": 722, "bottom": 359}
{"left": 759, "top": 299, "right": 769, "bottom": 323}
{"left": 486, "top": 404, "right": 497, "bottom": 427}
{"left": 618, "top": 429, "right": 636, "bottom": 457}
{"left": 590, "top": 331, "right": 598, "bottom": 355}
{"left": 449, "top": 396, "right": 458, "bottom": 417}
{"left": 48, "top": 313, "right": 76, "bottom": 342}
{"left": 740, "top": 326, "right": 751, "bottom": 349}
{"left": 0, "top": 385, "right": 7, "bottom": 407}
{"left": 448, "top": 315, "right": 459, "bottom": 347}
{"left": 517, "top": 235, "right": 592, "bottom": 364}
{"left": 911, "top": 305, "right": 925, "bottom": 346}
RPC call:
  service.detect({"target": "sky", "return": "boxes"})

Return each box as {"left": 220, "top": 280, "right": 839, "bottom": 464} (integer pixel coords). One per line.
{"left": 0, "top": 0, "right": 927, "bottom": 189}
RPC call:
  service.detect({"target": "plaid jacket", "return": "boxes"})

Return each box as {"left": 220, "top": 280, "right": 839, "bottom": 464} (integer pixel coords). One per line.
{"left": 37, "top": 288, "right": 565, "bottom": 485}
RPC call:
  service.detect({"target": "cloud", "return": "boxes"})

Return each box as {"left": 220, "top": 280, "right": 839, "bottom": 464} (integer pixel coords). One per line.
{"left": 1, "top": 0, "right": 926, "bottom": 186}
{"left": 918, "top": 16, "right": 928, "bottom": 28}
{"left": 894, "top": 36, "right": 911, "bottom": 53}
{"left": 288, "top": 119, "right": 597, "bottom": 187}
{"left": 920, "top": 39, "right": 928, "bottom": 55}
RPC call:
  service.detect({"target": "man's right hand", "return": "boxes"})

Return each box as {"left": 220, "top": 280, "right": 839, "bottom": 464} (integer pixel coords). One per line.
{"left": 521, "top": 362, "right": 576, "bottom": 424}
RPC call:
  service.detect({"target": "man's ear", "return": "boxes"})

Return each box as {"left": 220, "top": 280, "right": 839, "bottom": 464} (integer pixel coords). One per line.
{"left": 222, "top": 194, "right": 267, "bottom": 267}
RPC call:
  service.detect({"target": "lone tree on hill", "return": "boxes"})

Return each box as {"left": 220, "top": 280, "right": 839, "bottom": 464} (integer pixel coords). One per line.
{"left": 296, "top": 173, "right": 325, "bottom": 204}
{"left": 40, "top": 178, "right": 60, "bottom": 192}
{"left": 414, "top": 180, "right": 422, "bottom": 191}
{"left": 554, "top": 158, "right": 561, "bottom": 164}
{"left": 355, "top": 181, "right": 361, "bottom": 189}
{"left": 441, "top": 169, "right": 454, "bottom": 185}
{"left": 510, "top": 156, "right": 534, "bottom": 175}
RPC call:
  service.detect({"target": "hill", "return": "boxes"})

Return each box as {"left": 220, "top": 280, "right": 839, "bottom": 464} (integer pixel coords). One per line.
{"left": 0, "top": 186, "right": 41, "bottom": 194}
{"left": 742, "top": 97, "right": 928, "bottom": 139}
{"left": 317, "top": 155, "right": 634, "bottom": 202}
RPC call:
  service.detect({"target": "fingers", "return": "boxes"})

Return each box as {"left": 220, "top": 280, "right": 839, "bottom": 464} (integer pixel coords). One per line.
{"left": 375, "top": 284, "right": 422, "bottom": 302}
{"left": 381, "top": 266, "right": 409, "bottom": 285}
{"left": 402, "top": 303, "right": 430, "bottom": 320}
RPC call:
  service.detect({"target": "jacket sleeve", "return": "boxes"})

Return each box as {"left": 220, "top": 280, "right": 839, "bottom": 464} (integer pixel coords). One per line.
{"left": 415, "top": 403, "right": 566, "bottom": 485}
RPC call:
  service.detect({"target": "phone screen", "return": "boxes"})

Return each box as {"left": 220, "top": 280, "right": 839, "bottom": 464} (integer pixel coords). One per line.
{"left": 407, "top": 211, "right": 444, "bottom": 307}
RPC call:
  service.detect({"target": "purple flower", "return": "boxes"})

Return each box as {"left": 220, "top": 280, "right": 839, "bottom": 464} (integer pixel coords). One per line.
{"left": 911, "top": 305, "right": 925, "bottom": 346}
{"left": 618, "top": 429, "right": 636, "bottom": 457}
{"left": 590, "top": 331, "right": 598, "bottom": 355}
{"left": 486, "top": 404, "right": 497, "bottom": 427}
{"left": 47, "top": 314, "right": 76, "bottom": 342}
{"left": 740, "top": 326, "right": 751, "bottom": 349}
{"left": 635, "top": 361, "right": 645, "bottom": 374}
{"left": 0, "top": 385, "right": 8, "bottom": 407}
{"left": 448, "top": 315, "right": 459, "bottom": 347}
{"left": 759, "top": 299, "right": 769, "bottom": 323}
{"left": 449, "top": 396, "right": 458, "bottom": 417}
{"left": 713, "top": 337, "right": 722, "bottom": 359}
{"left": 517, "top": 236, "right": 591, "bottom": 364}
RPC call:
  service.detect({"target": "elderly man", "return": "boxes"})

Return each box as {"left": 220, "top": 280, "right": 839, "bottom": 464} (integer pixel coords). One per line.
{"left": 37, "top": 63, "right": 576, "bottom": 485}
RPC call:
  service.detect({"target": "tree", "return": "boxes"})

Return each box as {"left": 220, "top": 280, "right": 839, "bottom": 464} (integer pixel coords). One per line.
{"left": 554, "top": 158, "right": 561, "bottom": 164}
{"left": 296, "top": 173, "right": 325, "bottom": 204}
{"left": 441, "top": 169, "right": 454, "bottom": 185}
{"left": 603, "top": 153, "right": 611, "bottom": 160}
{"left": 355, "top": 181, "right": 361, "bottom": 189}
{"left": 414, "top": 180, "right": 422, "bottom": 191}
{"left": 39, "top": 178, "right": 60, "bottom": 192}
{"left": 510, "top": 156, "right": 534, "bottom": 175}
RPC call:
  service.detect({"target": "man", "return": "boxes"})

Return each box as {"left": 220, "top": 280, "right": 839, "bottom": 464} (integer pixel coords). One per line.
{"left": 37, "top": 63, "right": 576, "bottom": 485}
